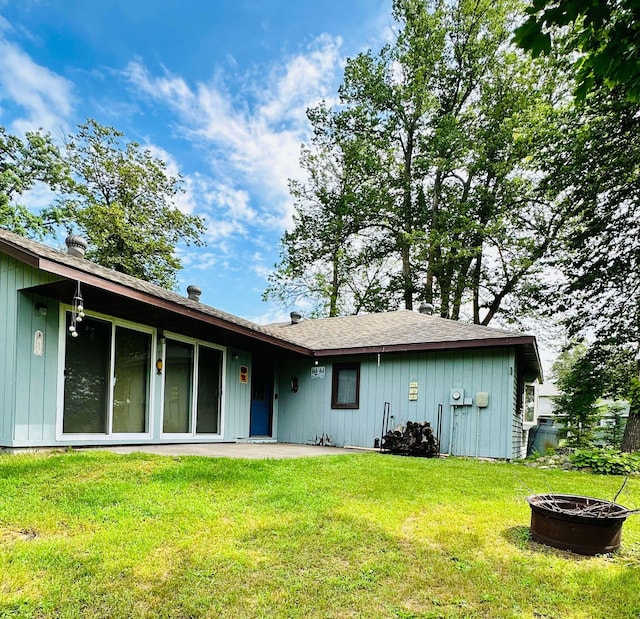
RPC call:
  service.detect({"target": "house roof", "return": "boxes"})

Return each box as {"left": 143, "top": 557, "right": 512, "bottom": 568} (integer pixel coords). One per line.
{"left": 0, "top": 228, "right": 542, "bottom": 378}
{"left": 0, "top": 228, "right": 306, "bottom": 354}
{"left": 265, "top": 311, "right": 542, "bottom": 379}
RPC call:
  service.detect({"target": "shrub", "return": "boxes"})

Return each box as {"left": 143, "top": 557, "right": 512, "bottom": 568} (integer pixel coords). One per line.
{"left": 570, "top": 448, "right": 640, "bottom": 475}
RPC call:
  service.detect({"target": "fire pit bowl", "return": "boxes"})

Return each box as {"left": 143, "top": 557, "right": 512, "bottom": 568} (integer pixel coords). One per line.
{"left": 527, "top": 494, "right": 630, "bottom": 555}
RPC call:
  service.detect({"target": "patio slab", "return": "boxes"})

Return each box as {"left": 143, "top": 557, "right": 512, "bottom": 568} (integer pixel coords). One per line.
{"left": 82, "top": 443, "right": 368, "bottom": 459}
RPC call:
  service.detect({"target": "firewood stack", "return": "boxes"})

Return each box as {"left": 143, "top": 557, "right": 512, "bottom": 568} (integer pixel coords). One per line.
{"left": 381, "top": 421, "right": 439, "bottom": 457}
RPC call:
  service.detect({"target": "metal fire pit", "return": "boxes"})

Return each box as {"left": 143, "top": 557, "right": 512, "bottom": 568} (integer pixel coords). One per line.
{"left": 527, "top": 494, "right": 630, "bottom": 555}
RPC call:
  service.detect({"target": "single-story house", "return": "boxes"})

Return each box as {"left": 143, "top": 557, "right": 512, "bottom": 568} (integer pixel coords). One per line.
{"left": 0, "top": 229, "right": 541, "bottom": 459}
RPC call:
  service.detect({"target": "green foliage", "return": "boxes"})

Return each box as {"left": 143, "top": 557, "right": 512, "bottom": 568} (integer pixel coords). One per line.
{"left": 0, "top": 126, "right": 69, "bottom": 237}
{"left": 554, "top": 341, "right": 635, "bottom": 450}
{"left": 514, "top": 0, "right": 640, "bottom": 101}
{"left": 51, "top": 119, "right": 205, "bottom": 289}
{"left": 264, "top": 103, "right": 392, "bottom": 316}
{"left": 598, "top": 401, "right": 629, "bottom": 450}
{"left": 570, "top": 448, "right": 640, "bottom": 475}
{"left": 553, "top": 342, "right": 605, "bottom": 448}
{"left": 270, "top": 0, "right": 569, "bottom": 324}
{"left": 541, "top": 90, "right": 640, "bottom": 344}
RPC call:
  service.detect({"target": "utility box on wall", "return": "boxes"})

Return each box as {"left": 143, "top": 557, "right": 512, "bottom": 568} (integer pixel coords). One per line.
{"left": 476, "top": 392, "right": 489, "bottom": 408}
{"left": 450, "top": 388, "right": 464, "bottom": 406}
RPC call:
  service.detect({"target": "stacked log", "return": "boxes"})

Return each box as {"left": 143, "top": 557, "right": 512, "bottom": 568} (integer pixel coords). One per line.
{"left": 381, "top": 421, "right": 439, "bottom": 457}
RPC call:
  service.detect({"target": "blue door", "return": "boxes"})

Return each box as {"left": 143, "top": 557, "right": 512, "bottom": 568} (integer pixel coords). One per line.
{"left": 249, "top": 363, "right": 273, "bottom": 436}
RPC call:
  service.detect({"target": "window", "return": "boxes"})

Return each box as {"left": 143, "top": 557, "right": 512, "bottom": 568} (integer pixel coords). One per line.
{"left": 524, "top": 384, "right": 535, "bottom": 423}
{"left": 331, "top": 363, "right": 360, "bottom": 409}
{"left": 62, "top": 313, "right": 152, "bottom": 435}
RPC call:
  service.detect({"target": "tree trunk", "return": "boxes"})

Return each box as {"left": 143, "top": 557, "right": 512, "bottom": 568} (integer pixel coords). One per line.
{"left": 621, "top": 414, "right": 640, "bottom": 452}
{"left": 425, "top": 169, "right": 442, "bottom": 307}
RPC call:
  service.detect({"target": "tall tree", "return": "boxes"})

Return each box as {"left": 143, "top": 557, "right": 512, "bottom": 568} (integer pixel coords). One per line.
{"left": 622, "top": 377, "right": 640, "bottom": 452}
{"left": 0, "top": 127, "right": 69, "bottom": 236}
{"left": 51, "top": 120, "right": 205, "bottom": 289}
{"left": 270, "top": 0, "right": 567, "bottom": 323}
{"left": 264, "top": 104, "right": 392, "bottom": 316}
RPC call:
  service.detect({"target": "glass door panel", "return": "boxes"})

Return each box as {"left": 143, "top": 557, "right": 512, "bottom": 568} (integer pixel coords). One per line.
{"left": 196, "top": 346, "right": 222, "bottom": 434}
{"left": 113, "top": 327, "right": 151, "bottom": 433}
{"left": 163, "top": 340, "right": 194, "bottom": 433}
{"left": 63, "top": 314, "right": 111, "bottom": 434}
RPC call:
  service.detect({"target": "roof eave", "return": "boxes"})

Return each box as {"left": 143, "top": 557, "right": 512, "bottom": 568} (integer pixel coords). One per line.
{"left": 34, "top": 257, "right": 311, "bottom": 356}
{"left": 310, "top": 335, "right": 542, "bottom": 380}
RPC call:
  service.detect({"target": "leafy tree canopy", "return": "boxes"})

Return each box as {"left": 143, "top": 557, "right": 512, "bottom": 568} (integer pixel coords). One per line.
{"left": 49, "top": 119, "right": 206, "bottom": 289}
{"left": 514, "top": 0, "right": 640, "bottom": 100}
{"left": 0, "top": 126, "right": 69, "bottom": 236}
{"left": 268, "top": 0, "right": 568, "bottom": 325}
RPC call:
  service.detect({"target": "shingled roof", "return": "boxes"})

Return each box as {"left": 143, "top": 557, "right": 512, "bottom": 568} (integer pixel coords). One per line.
{"left": 0, "top": 228, "right": 304, "bottom": 353}
{"left": 0, "top": 228, "right": 541, "bottom": 378}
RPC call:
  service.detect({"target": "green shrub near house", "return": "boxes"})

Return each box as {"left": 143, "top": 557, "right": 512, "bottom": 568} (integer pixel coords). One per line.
{"left": 570, "top": 448, "right": 640, "bottom": 475}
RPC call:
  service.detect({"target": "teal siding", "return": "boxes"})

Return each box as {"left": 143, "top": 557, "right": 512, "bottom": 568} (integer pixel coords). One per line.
{"left": 14, "top": 293, "right": 60, "bottom": 443}
{"left": 1, "top": 243, "right": 253, "bottom": 446}
{"left": 0, "top": 254, "right": 60, "bottom": 446}
{"left": 224, "top": 350, "right": 252, "bottom": 440}
{"left": 276, "top": 348, "right": 518, "bottom": 459}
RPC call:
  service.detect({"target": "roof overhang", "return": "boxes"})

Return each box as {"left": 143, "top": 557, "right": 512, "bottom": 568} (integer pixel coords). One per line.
{"left": 21, "top": 259, "right": 310, "bottom": 357}
{"left": 309, "top": 336, "right": 542, "bottom": 382}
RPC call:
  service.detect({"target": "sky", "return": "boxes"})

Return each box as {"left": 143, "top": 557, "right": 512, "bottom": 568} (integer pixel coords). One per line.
{"left": 0, "top": 0, "right": 393, "bottom": 324}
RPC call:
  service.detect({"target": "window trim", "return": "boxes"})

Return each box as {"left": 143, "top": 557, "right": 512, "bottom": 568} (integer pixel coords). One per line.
{"left": 331, "top": 362, "right": 360, "bottom": 409}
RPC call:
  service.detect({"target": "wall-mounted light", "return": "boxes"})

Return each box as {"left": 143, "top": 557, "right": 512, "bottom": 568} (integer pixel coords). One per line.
{"left": 232, "top": 352, "right": 239, "bottom": 361}
{"left": 156, "top": 359, "right": 163, "bottom": 375}
{"left": 35, "top": 303, "right": 48, "bottom": 316}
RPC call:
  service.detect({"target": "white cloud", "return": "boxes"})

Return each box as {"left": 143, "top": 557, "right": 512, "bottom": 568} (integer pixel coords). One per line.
{"left": 0, "top": 37, "right": 74, "bottom": 134}
{"left": 124, "top": 34, "right": 344, "bottom": 227}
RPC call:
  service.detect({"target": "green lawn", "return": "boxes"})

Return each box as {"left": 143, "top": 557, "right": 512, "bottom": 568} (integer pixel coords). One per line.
{"left": 0, "top": 451, "right": 638, "bottom": 619}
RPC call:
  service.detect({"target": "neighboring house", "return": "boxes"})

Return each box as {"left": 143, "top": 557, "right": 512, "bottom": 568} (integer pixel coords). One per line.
{"left": 523, "top": 380, "right": 560, "bottom": 431}
{"left": 0, "top": 229, "right": 542, "bottom": 459}
{"left": 535, "top": 382, "right": 560, "bottom": 419}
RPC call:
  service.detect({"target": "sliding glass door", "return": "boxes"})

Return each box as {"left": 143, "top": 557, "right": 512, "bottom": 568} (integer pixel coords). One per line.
{"left": 63, "top": 315, "right": 111, "bottom": 434}
{"left": 162, "top": 339, "right": 223, "bottom": 436}
{"left": 62, "top": 314, "right": 152, "bottom": 435}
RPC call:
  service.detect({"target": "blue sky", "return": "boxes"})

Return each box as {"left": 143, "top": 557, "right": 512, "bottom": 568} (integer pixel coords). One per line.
{"left": 0, "top": 0, "right": 392, "bottom": 323}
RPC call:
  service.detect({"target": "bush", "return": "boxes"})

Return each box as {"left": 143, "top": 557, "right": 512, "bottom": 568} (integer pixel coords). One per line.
{"left": 570, "top": 448, "right": 640, "bottom": 475}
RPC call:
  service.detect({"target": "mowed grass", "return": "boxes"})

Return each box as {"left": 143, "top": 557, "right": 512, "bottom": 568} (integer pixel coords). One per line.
{"left": 0, "top": 452, "right": 639, "bottom": 619}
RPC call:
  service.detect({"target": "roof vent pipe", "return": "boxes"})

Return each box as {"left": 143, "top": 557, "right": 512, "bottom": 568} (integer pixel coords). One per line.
{"left": 290, "top": 311, "right": 302, "bottom": 325}
{"left": 65, "top": 234, "right": 88, "bottom": 258}
{"left": 187, "top": 285, "right": 202, "bottom": 302}
{"left": 419, "top": 302, "right": 434, "bottom": 315}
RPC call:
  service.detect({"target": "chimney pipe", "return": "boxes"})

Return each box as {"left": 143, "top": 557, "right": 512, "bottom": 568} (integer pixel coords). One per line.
{"left": 290, "top": 311, "right": 302, "bottom": 325}
{"left": 187, "top": 285, "right": 202, "bottom": 302}
{"left": 65, "top": 234, "right": 88, "bottom": 258}
{"left": 419, "top": 302, "right": 434, "bottom": 315}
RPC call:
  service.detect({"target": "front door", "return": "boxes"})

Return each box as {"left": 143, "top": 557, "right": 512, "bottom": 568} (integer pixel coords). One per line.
{"left": 249, "top": 362, "right": 273, "bottom": 437}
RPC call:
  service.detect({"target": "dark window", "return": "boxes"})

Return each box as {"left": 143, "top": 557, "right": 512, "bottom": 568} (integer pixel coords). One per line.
{"left": 331, "top": 363, "right": 360, "bottom": 409}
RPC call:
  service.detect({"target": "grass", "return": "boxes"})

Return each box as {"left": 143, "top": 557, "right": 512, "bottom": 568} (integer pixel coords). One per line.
{"left": 0, "top": 451, "right": 639, "bottom": 618}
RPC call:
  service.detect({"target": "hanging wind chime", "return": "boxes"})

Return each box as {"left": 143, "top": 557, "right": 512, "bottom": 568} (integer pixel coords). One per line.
{"left": 68, "top": 281, "right": 85, "bottom": 338}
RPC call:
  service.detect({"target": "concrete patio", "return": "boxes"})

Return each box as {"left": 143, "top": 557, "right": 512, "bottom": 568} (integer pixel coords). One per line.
{"left": 82, "top": 443, "right": 368, "bottom": 459}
